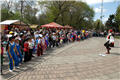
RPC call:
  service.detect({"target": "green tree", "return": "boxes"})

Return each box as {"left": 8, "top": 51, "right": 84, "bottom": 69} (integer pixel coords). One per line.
{"left": 38, "top": 1, "right": 94, "bottom": 29}
{"left": 1, "top": 0, "right": 39, "bottom": 24}
{"left": 94, "top": 19, "right": 105, "bottom": 31}
{"left": 106, "top": 14, "right": 118, "bottom": 32}
{"left": 115, "top": 5, "right": 120, "bottom": 32}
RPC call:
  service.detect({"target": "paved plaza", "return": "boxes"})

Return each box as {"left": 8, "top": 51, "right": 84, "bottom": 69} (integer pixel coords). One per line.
{"left": 1, "top": 37, "right": 120, "bottom": 80}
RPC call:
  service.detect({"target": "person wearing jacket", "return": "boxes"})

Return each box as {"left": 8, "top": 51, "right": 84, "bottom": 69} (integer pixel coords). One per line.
{"left": 23, "top": 38, "right": 29, "bottom": 62}
{"left": 15, "top": 39, "right": 23, "bottom": 64}
{"left": 6, "top": 36, "right": 19, "bottom": 72}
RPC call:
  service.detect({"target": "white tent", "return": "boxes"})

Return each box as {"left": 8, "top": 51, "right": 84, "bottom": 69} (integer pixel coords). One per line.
{"left": 0, "top": 20, "right": 29, "bottom": 32}
{"left": 0, "top": 20, "right": 19, "bottom": 25}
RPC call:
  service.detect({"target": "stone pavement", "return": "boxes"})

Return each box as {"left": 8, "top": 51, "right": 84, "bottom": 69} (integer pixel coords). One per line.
{"left": 1, "top": 37, "right": 120, "bottom": 80}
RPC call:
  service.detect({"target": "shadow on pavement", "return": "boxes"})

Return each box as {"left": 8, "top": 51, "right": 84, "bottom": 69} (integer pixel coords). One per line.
{"left": 113, "top": 46, "right": 120, "bottom": 48}
{"left": 110, "top": 53, "right": 120, "bottom": 56}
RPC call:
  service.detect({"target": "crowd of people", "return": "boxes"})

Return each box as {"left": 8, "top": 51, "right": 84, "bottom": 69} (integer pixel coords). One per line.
{"left": 1, "top": 27, "right": 91, "bottom": 72}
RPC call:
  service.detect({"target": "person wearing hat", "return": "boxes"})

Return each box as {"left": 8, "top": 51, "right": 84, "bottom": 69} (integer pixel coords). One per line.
{"left": 104, "top": 29, "right": 114, "bottom": 54}
{"left": 9, "top": 31, "right": 14, "bottom": 36}
{"left": 9, "top": 31, "right": 14, "bottom": 34}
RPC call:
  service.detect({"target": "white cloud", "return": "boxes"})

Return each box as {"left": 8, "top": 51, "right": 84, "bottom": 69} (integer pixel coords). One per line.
{"left": 94, "top": 8, "right": 101, "bottom": 13}
{"left": 103, "top": 17, "right": 108, "bottom": 23}
{"left": 81, "top": 0, "right": 114, "bottom": 5}
{"left": 94, "top": 7, "right": 107, "bottom": 13}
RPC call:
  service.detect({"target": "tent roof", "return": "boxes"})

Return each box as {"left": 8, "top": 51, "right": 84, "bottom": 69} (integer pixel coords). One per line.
{"left": 41, "top": 22, "right": 63, "bottom": 28}
{"left": 0, "top": 20, "right": 19, "bottom": 25}
{"left": 64, "top": 25, "right": 73, "bottom": 29}
{"left": 30, "top": 25, "right": 38, "bottom": 28}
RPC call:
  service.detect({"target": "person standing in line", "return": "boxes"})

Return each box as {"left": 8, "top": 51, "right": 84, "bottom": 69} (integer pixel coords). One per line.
{"left": 28, "top": 38, "right": 34, "bottom": 61}
{"left": 42, "top": 35, "right": 46, "bottom": 51}
{"left": 1, "top": 43, "right": 4, "bottom": 74}
{"left": 52, "top": 33, "right": 56, "bottom": 47}
{"left": 15, "top": 39, "right": 23, "bottom": 64}
{"left": 48, "top": 34, "right": 53, "bottom": 48}
{"left": 45, "top": 34, "right": 49, "bottom": 49}
{"left": 37, "top": 36, "right": 43, "bottom": 56}
{"left": 56, "top": 33, "right": 59, "bottom": 47}
{"left": 6, "top": 36, "right": 19, "bottom": 72}
{"left": 23, "top": 38, "right": 29, "bottom": 62}
{"left": 31, "top": 37, "right": 35, "bottom": 57}
{"left": 19, "top": 34, "right": 25, "bottom": 55}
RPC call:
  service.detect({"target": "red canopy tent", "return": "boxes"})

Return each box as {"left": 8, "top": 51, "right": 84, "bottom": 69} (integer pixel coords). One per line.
{"left": 64, "top": 25, "right": 73, "bottom": 29}
{"left": 41, "top": 22, "right": 63, "bottom": 29}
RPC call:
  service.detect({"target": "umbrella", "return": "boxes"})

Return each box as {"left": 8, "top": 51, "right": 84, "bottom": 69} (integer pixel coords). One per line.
{"left": 41, "top": 22, "right": 63, "bottom": 29}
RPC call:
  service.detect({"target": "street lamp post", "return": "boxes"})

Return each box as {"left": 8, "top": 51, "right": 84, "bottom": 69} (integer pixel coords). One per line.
{"left": 100, "top": 0, "right": 103, "bottom": 31}
{"left": 20, "top": 0, "right": 24, "bottom": 25}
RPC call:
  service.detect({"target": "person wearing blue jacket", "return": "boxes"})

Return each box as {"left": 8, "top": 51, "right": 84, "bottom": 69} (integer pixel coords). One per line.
{"left": 15, "top": 39, "right": 23, "bottom": 64}
{"left": 6, "top": 36, "right": 19, "bottom": 72}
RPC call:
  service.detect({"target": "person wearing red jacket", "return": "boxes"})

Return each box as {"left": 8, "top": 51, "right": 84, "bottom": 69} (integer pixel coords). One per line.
{"left": 24, "top": 38, "right": 29, "bottom": 62}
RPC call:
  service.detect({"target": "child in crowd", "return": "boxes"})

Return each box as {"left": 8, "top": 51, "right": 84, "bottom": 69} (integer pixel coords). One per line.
{"left": 7, "top": 36, "right": 19, "bottom": 72}
{"left": 15, "top": 39, "right": 23, "bottom": 64}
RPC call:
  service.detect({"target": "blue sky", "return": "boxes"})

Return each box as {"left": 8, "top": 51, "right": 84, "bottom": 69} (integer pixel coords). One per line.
{"left": 82, "top": 0, "right": 120, "bottom": 23}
